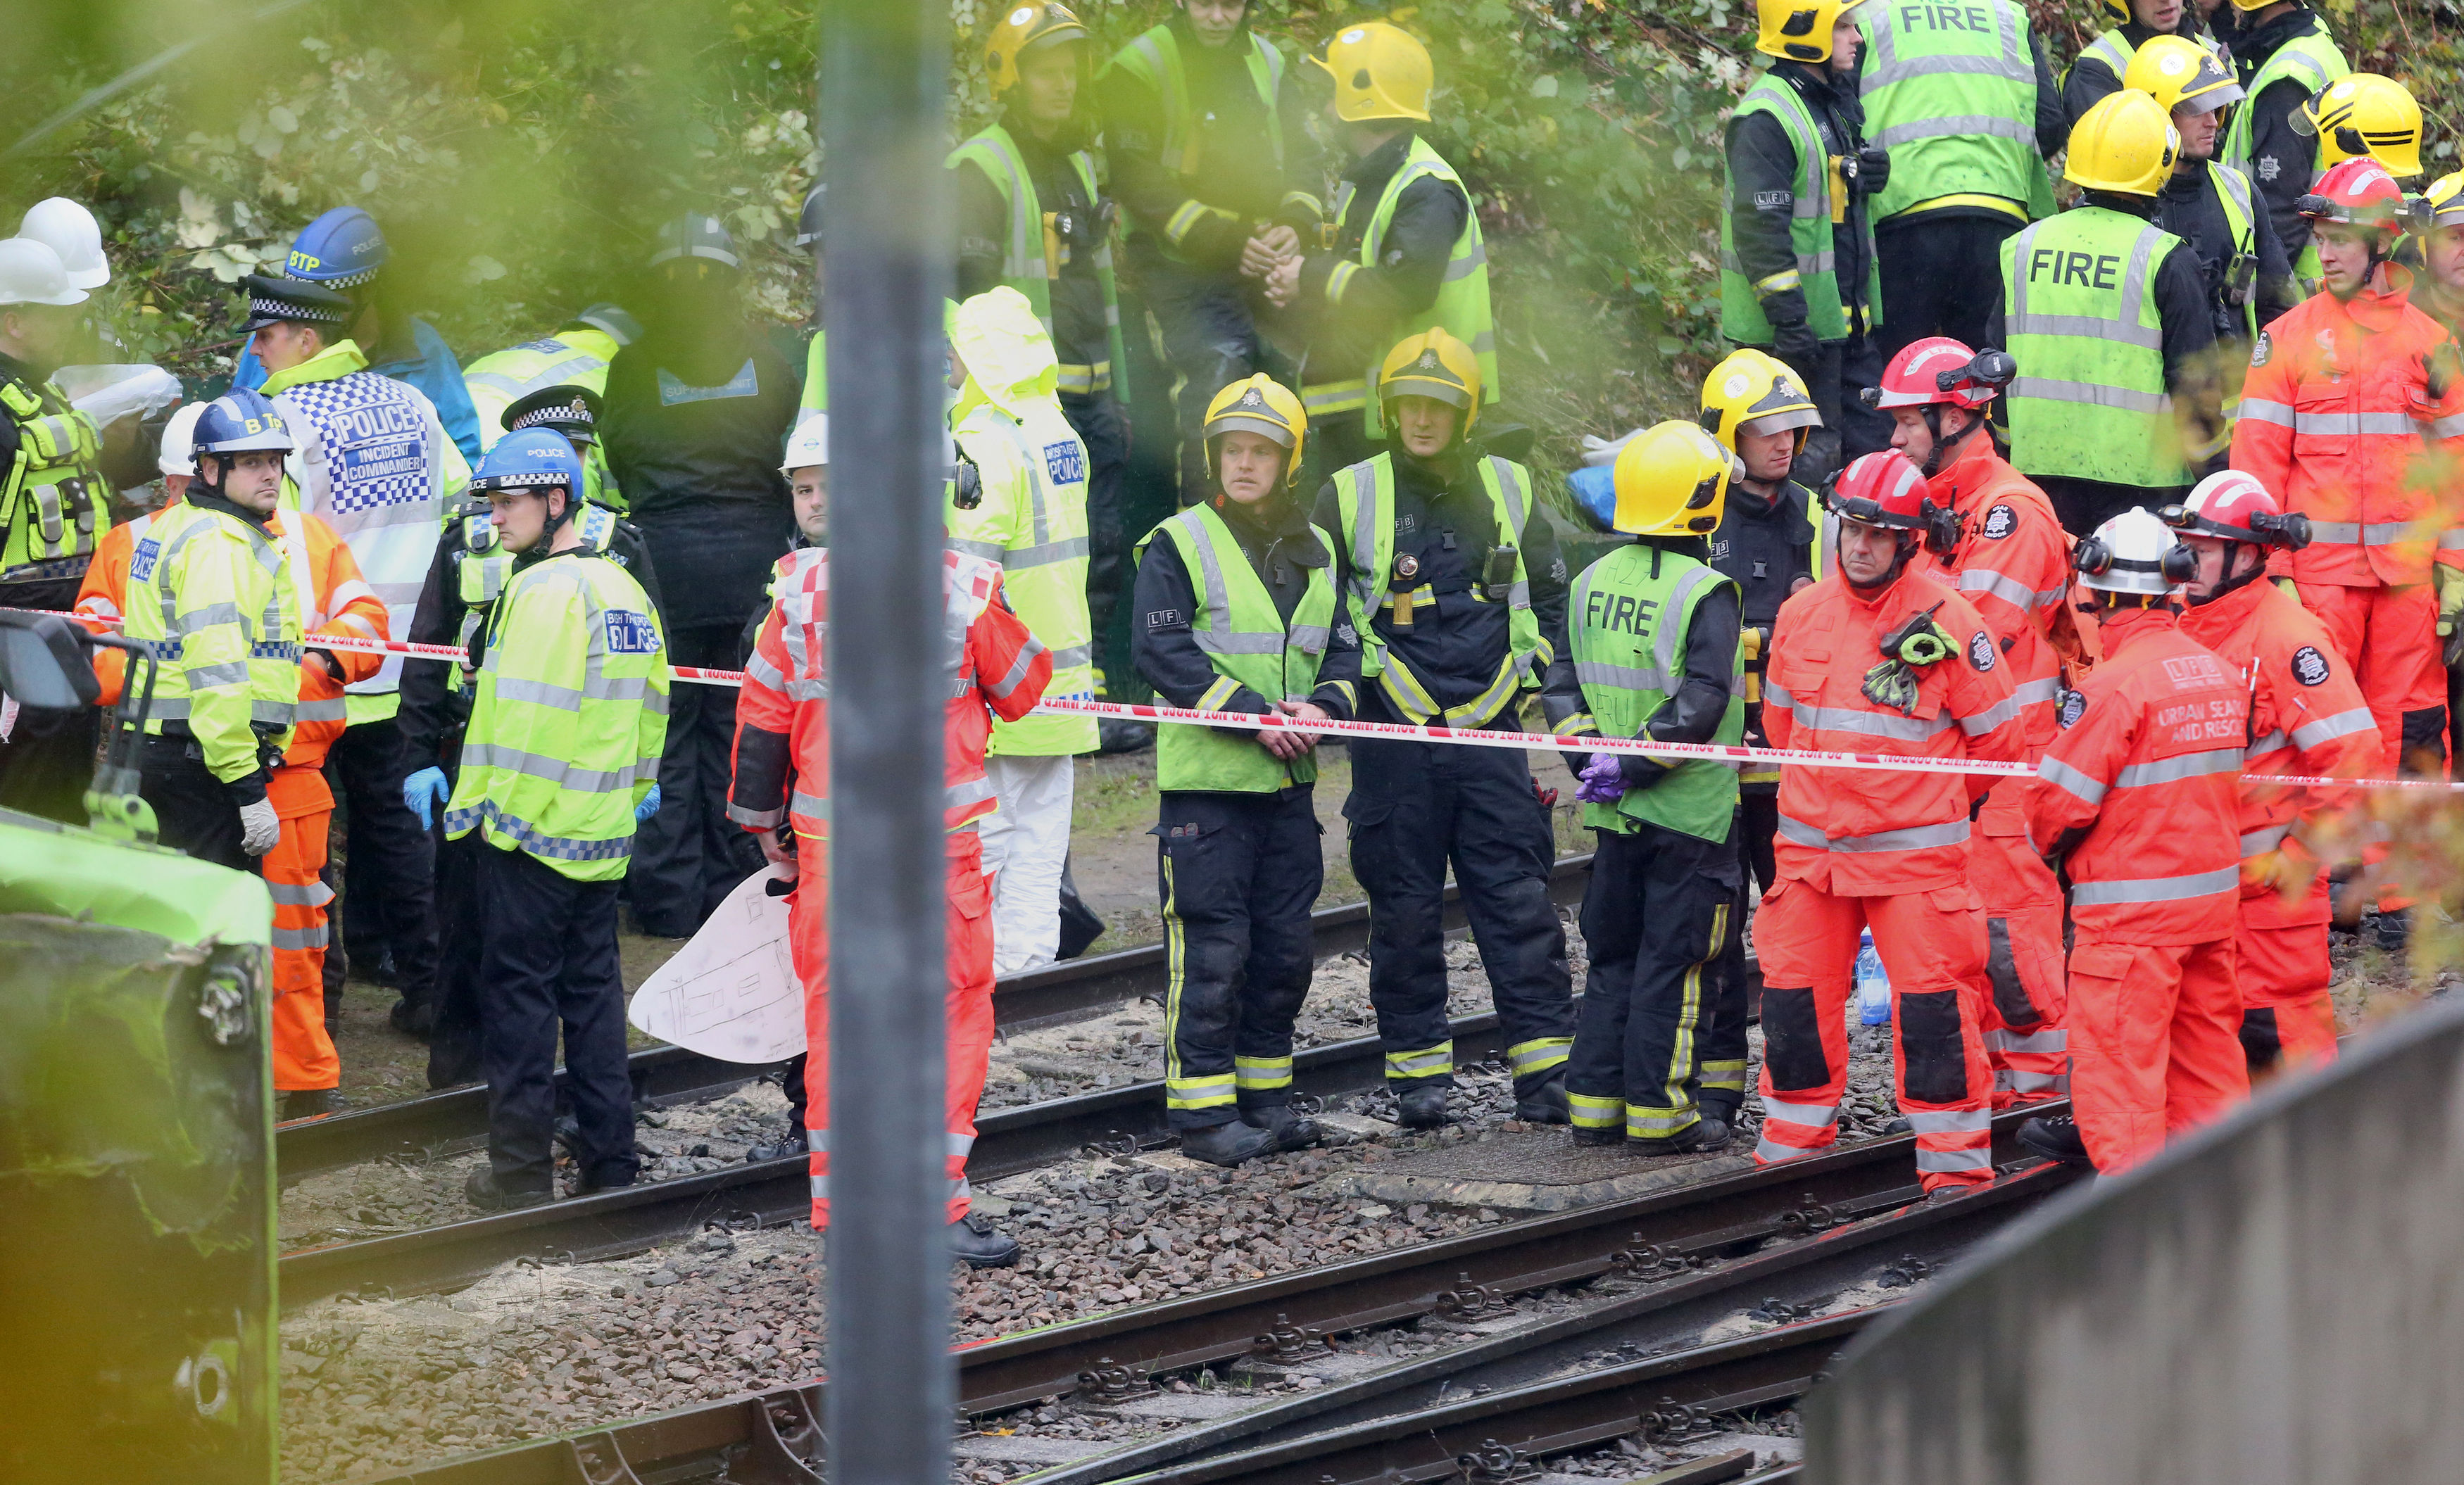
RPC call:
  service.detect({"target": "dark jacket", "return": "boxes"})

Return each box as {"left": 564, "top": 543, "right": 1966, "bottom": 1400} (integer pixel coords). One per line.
{"left": 1309, "top": 446, "right": 1571, "bottom": 721}
{"left": 955, "top": 111, "right": 1114, "bottom": 372}
{"left": 1541, "top": 534, "right": 1743, "bottom": 788}
{"left": 1725, "top": 61, "right": 1876, "bottom": 337}
{"left": 2233, "top": 8, "right": 2340, "bottom": 271}
{"left": 2155, "top": 156, "right": 2301, "bottom": 346}
{"left": 1708, "top": 478, "right": 1816, "bottom": 631}
{"left": 1294, "top": 132, "right": 1471, "bottom": 382}
{"left": 2063, "top": 19, "right": 2208, "bottom": 126}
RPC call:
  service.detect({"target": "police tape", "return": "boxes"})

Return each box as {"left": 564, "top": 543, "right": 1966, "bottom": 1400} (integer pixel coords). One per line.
{"left": 30, "top": 617, "right": 2464, "bottom": 794}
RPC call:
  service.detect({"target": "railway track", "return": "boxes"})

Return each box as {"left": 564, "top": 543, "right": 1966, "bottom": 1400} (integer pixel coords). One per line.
{"left": 277, "top": 853, "right": 1608, "bottom": 1182}
{"left": 352, "top": 1108, "right": 2073, "bottom": 1483}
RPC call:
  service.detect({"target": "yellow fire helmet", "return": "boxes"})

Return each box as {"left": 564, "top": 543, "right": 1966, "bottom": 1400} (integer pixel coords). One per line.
{"left": 1310, "top": 20, "right": 1433, "bottom": 124}
{"left": 1378, "top": 327, "right": 1484, "bottom": 434}
{"left": 1601, "top": 422, "right": 1745, "bottom": 540}
{"left": 1697, "top": 348, "right": 1821, "bottom": 457}
{"left": 983, "top": 2, "right": 1090, "bottom": 101}
{"left": 1202, "top": 374, "right": 1308, "bottom": 487}
{"left": 2063, "top": 89, "right": 2180, "bottom": 198}
{"left": 2121, "top": 36, "right": 2244, "bottom": 118}
{"left": 2294, "top": 73, "right": 2424, "bottom": 179}
{"left": 2420, "top": 172, "right": 2464, "bottom": 234}
{"left": 1755, "top": 0, "right": 1868, "bottom": 65}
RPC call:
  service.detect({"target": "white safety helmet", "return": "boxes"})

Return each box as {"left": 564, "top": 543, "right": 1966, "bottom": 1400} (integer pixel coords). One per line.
{"left": 158, "top": 402, "right": 206, "bottom": 477}
{"left": 781, "top": 414, "right": 829, "bottom": 475}
{"left": 0, "top": 237, "right": 87, "bottom": 308}
{"left": 18, "top": 198, "right": 108, "bottom": 289}
{"left": 2074, "top": 506, "right": 2197, "bottom": 595}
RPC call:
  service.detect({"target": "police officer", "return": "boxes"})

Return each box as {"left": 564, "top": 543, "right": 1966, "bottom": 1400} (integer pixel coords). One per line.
{"left": 1100, "top": 0, "right": 1323, "bottom": 500}
{"left": 1314, "top": 328, "right": 1575, "bottom": 1128}
{"left": 462, "top": 304, "right": 642, "bottom": 507}
{"left": 2130, "top": 39, "right": 2299, "bottom": 360}
{"left": 1991, "top": 90, "right": 2223, "bottom": 536}
{"left": 1131, "top": 375, "right": 1362, "bottom": 1166}
{"left": 2220, "top": 0, "right": 2349, "bottom": 285}
{"left": 1858, "top": 0, "right": 2065, "bottom": 360}
{"left": 446, "top": 429, "right": 667, "bottom": 1211}
{"left": 1544, "top": 422, "right": 1746, "bottom": 1153}
{"left": 1721, "top": 0, "right": 1890, "bottom": 480}
{"left": 398, "top": 385, "right": 662, "bottom": 1079}
{"left": 1693, "top": 349, "right": 1820, "bottom": 1127}
{"left": 122, "top": 390, "right": 303, "bottom": 873}
{"left": 601, "top": 215, "right": 798, "bottom": 939}
{"left": 1269, "top": 22, "right": 1495, "bottom": 486}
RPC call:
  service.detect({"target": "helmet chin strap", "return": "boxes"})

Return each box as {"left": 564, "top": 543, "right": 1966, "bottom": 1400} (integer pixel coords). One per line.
{"left": 1919, "top": 406, "right": 1983, "bottom": 479}
{"left": 1844, "top": 528, "right": 1917, "bottom": 590}
{"left": 2187, "top": 541, "right": 2270, "bottom": 605}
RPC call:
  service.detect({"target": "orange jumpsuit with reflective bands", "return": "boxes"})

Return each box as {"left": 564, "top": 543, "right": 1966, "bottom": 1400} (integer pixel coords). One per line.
{"left": 1756, "top": 564, "right": 2024, "bottom": 1192}
{"left": 2177, "top": 578, "right": 2383, "bottom": 1077}
{"left": 2027, "top": 607, "right": 2251, "bottom": 1173}
{"left": 2231, "top": 267, "right": 2464, "bottom": 773}
{"left": 728, "top": 548, "right": 1051, "bottom": 1229}
{"left": 77, "top": 503, "right": 386, "bottom": 1092}
{"left": 1911, "top": 436, "right": 2073, "bottom": 1106}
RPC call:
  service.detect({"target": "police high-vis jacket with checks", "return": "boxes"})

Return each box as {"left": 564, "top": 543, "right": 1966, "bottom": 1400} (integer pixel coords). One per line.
{"left": 120, "top": 497, "right": 303, "bottom": 783}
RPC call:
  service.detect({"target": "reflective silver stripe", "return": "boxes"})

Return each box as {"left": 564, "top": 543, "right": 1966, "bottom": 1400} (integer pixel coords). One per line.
{"left": 2431, "top": 415, "right": 2464, "bottom": 441}
{"left": 1872, "top": 113, "right": 2033, "bottom": 151}
{"left": 1997, "top": 1068, "right": 2070, "bottom": 1094}
{"left": 1984, "top": 1027, "right": 2068, "bottom": 1055}
{"left": 293, "top": 697, "right": 348, "bottom": 722}
{"left": 2009, "top": 377, "right": 2171, "bottom": 415}
{"left": 2039, "top": 756, "right": 2108, "bottom": 805}
{"left": 2247, "top": 729, "right": 2290, "bottom": 758}
{"left": 2013, "top": 676, "right": 2062, "bottom": 705}
{"left": 1759, "top": 1097, "right": 1840, "bottom": 1128}
{"left": 1915, "top": 1146, "right": 1994, "bottom": 1173}
{"left": 460, "top": 742, "right": 645, "bottom": 795}
{"left": 791, "top": 788, "right": 830, "bottom": 821}
{"left": 176, "top": 601, "right": 247, "bottom": 633}
{"left": 807, "top": 1129, "right": 828, "bottom": 1153}
{"left": 2303, "top": 521, "right": 2413, "bottom": 546}
{"left": 187, "top": 661, "right": 251, "bottom": 688}
{"left": 1003, "top": 535, "right": 1090, "bottom": 570}
{"left": 948, "top": 537, "right": 1007, "bottom": 562}
{"left": 982, "top": 636, "right": 1047, "bottom": 700}
{"left": 2070, "top": 865, "right": 2240, "bottom": 905}
{"left": 1958, "top": 693, "right": 2023, "bottom": 736}
{"left": 948, "top": 776, "right": 998, "bottom": 817}
{"left": 266, "top": 880, "right": 335, "bottom": 906}
{"left": 1574, "top": 659, "right": 1675, "bottom": 693}
{"left": 2237, "top": 398, "right": 2294, "bottom": 428}
{"left": 2113, "top": 747, "right": 2244, "bottom": 788}
{"left": 1049, "top": 644, "right": 1092, "bottom": 671}
{"left": 1864, "top": 51, "right": 2035, "bottom": 87}
{"left": 1757, "top": 1132, "right": 1818, "bottom": 1162}
{"left": 272, "top": 923, "right": 328, "bottom": 951}
{"left": 1906, "top": 1108, "right": 1991, "bottom": 1135}
{"left": 2242, "top": 822, "right": 2292, "bottom": 857}
{"left": 2273, "top": 410, "right": 2433, "bottom": 436}
{"left": 1958, "top": 568, "right": 2037, "bottom": 609}
{"left": 811, "top": 1176, "right": 829, "bottom": 1199}
{"left": 743, "top": 652, "right": 787, "bottom": 693}
{"left": 1778, "top": 697, "right": 1955, "bottom": 741}
{"left": 948, "top": 1132, "right": 975, "bottom": 1158}
{"left": 1776, "top": 814, "right": 1970, "bottom": 853}
{"left": 2289, "top": 707, "right": 2375, "bottom": 750}
{"left": 728, "top": 802, "right": 786, "bottom": 829}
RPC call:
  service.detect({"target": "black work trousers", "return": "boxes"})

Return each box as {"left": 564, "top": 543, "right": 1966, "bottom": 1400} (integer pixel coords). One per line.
{"left": 331, "top": 716, "right": 439, "bottom": 1008}
{"left": 476, "top": 842, "right": 636, "bottom": 1194}
{"left": 1345, "top": 733, "right": 1574, "bottom": 1095}
{"left": 1766, "top": 332, "right": 1891, "bottom": 488}
{"left": 1568, "top": 819, "right": 1739, "bottom": 1141}
{"left": 1137, "top": 251, "right": 1274, "bottom": 502}
{"left": 1061, "top": 391, "right": 1133, "bottom": 693}
{"left": 1875, "top": 213, "right": 2025, "bottom": 362}
{"left": 427, "top": 825, "right": 487, "bottom": 1089}
{"left": 1155, "top": 787, "right": 1324, "bottom": 1131}
{"left": 1705, "top": 790, "right": 1779, "bottom": 1121}
{"left": 2038, "top": 476, "right": 2187, "bottom": 541}
{"left": 139, "top": 734, "right": 255, "bottom": 874}
{"left": 627, "top": 623, "right": 762, "bottom": 937}
{"left": 0, "top": 702, "right": 98, "bottom": 826}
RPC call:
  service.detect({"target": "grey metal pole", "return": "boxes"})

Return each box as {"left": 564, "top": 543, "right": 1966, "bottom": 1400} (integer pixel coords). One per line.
{"left": 821, "top": 0, "right": 953, "bottom": 1481}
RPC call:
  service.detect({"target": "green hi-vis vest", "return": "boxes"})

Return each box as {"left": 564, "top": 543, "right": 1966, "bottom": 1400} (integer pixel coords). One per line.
{"left": 1309, "top": 138, "right": 1498, "bottom": 436}
{"left": 462, "top": 329, "right": 624, "bottom": 512}
{"left": 1105, "top": 25, "right": 1290, "bottom": 260}
{"left": 124, "top": 500, "right": 302, "bottom": 782}
{"left": 2210, "top": 162, "right": 2261, "bottom": 343}
{"left": 798, "top": 328, "right": 826, "bottom": 419}
{"left": 1135, "top": 503, "right": 1336, "bottom": 793}
{"left": 1859, "top": 0, "right": 2058, "bottom": 224}
{"left": 448, "top": 503, "right": 624, "bottom": 695}
{"left": 1562, "top": 543, "right": 1743, "bottom": 842}
{"left": 1331, "top": 451, "right": 1544, "bottom": 726}
{"left": 946, "top": 125, "right": 1130, "bottom": 399}
{"left": 1718, "top": 72, "right": 1883, "bottom": 345}
{"left": 0, "top": 374, "right": 106, "bottom": 582}
{"left": 2223, "top": 29, "right": 2346, "bottom": 281}
{"left": 444, "top": 552, "right": 668, "bottom": 883}
{"left": 1999, "top": 206, "right": 2191, "bottom": 487}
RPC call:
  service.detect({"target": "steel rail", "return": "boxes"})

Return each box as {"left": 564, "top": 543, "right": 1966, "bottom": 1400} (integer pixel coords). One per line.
{"left": 350, "top": 1109, "right": 2068, "bottom": 1482}
{"left": 276, "top": 854, "right": 1611, "bottom": 1182}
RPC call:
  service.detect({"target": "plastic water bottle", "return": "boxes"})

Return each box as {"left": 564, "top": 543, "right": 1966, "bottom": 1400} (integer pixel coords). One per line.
{"left": 1855, "top": 930, "right": 1892, "bottom": 1025}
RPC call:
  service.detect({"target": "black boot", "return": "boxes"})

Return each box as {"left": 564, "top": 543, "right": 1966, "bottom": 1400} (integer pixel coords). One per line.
{"left": 2017, "top": 1115, "right": 2095, "bottom": 1167}
{"left": 1570, "top": 1125, "right": 1622, "bottom": 1146}
{"left": 1514, "top": 1072, "right": 1570, "bottom": 1124}
{"left": 279, "top": 1088, "right": 342, "bottom": 1121}
{"left": 1097, "top": 718, "right": 1156, "bottom": 754}
{"left": 1180, "top": 1120, "right": 1278, "bottom": 1167}
{"left": 465, "top": 1167, "right": 553, "bottom": 1212}
{"left": 1631, "top": 1115, "right": 1732, "bottom": 1156}
{"left": 1396, "top": 1086, "right": 1450, "bottom": 1129}
{"left": 389, "top": 997, "right": 436, "bottom": 1040}
{"left": 1880, "top": 1116, "right": 1913, "bottom": 1136}
{"left": 948, "top": 1213, "right": 1022, "bottom": 1268}
{"left": 746, "top": 1119, "right": 806, "bottom": 1163}
{"left": 2375, "top": 906, "right": 2413, "bottom": 954}
{"left": 1240, "top": 1103, "right": 1324, "bottom": 1151}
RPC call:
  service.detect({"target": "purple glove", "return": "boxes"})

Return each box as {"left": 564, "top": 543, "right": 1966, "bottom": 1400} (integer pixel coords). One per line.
{"left": 1575, "top": 752, "right": 1628, "bottom": 804}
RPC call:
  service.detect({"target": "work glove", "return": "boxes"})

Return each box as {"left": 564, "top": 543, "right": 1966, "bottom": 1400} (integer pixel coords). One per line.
{"left": 1854, "top": 143, "right": 1891, "bottom": 197}
{"left": 2241, "top": 848, "right": 2306, "bottom": 895}
{"left": 237, "top": 796, "right": 280, "bottom": 857}
{"left": 2437, "top": 564, "right": 2464, "bottom": 666}
{"left": 1574, "top": 752, "right": 1628, "bottom": 804}
{"left": 1861, "top": 657, "right": 1922, "bottom": 717}
{"left": 403, "top": 766, "right": 450, "bottom": 830}
{"left": 635, "top": 783, "right": 662, "bottom": 823}
{"left": 1771, "top": 318, "right": 1821, "bottom": 367}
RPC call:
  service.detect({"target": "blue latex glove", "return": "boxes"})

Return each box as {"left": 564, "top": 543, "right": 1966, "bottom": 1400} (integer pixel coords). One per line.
{"left": 635, "top": 783, "right": 662, "bottom": 823}
{"left": 1575, "top": 752, "right": 1628, "bottom": 804}
{"left": 403, "top": 766, "right": 450, "bottom": 830}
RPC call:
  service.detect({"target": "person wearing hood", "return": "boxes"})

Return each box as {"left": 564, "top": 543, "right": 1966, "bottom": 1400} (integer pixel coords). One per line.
{"left": 601, "top": 215, "right": 799, "bottom": 939}
{"left": 1101, "top": 0, "right": 1323, "bottom": 503}
{"left": 2130, "top": 38, "right": 2299, "bottom": 361}
{"left": 947, "top": 286, "right": 1099, "bottom": 974}
{"left": 1130, "top": 374, "right": 1360, "bottom": 1168}
{"left": 1311, "top": 329, "right": 1576, "bottom": 1131}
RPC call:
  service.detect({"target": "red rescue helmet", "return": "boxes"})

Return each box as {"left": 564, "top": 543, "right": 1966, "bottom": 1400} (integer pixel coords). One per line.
{"left": 2158, "top": 469, "right": 2313, "bottom": 550}
{"left": 1860, "top": 336, "right": 2017, "bottom": 412}
{"left": 1822, "top": 450, "right": 1964, "bottom": 555}
{"left": 2298, "top": 157, "right": 2408, "bottom": 236}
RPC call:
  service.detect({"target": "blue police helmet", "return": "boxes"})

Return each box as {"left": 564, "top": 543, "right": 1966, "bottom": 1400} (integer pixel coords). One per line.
{"left": 287, "top": 206, "right": 389, "bottom": 288}
{"left": 192, "top": 387, "right": 295, "bottom": 457}
{"left": 470, "top": 426, "right": 586, "bottom": 495}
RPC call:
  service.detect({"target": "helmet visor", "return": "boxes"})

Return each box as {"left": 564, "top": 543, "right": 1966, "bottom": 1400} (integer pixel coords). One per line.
{"left": 1379, "top": 372, "right": 1473, "bottom": 410}
{"left": 1205, "top": 413, "right": 1297, "bottom": 450}
{"left": 1737, "top": 407, "right": 1822, "bottom": 437}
